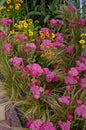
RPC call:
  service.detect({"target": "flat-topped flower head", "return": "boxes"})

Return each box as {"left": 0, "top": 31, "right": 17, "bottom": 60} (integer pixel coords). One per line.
{"left": 58, "top": 95, "right": 70, "bottom": 105}
{"left": 0, "top": 18, "right": 13, "bottom": 25}
{"left": 58, "top": 120, "right": 70, "bottom": 130}
{"left": 75, "top": 105, "right": 86, "bottom": 118}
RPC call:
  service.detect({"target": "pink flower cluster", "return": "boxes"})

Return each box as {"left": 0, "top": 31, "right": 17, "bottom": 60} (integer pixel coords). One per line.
{"left": 80, "top": 78, "right": 86, "bottom": 88}
{"left": 49, "top": 18, "right": 64, "bottom": 26}
{"left": 24, "top": 43, "right": 36, "bottom": 53}
{"left": 64, "top": 75, "right": 78, "bottom": 84}
{"left": 0, "top": 31, "right": 5, "bottom": 37}
{"left": 58, "top": 96, "right": 70, "bottom": 105}
{"left": 26, "top": 119, "right": 56, "bottom": 130}
{"left": 58, "top": 120, "right": 70, "bottom": 130}
{"left": 2, "top": 43, "right": 12, "bottom": 51}
{"left": 40, "top": 28, "right": 52, "bottom": 34}
{"left": 68, "top": 67, "right": 78, "bottom": 77}
{"left": 9, "top": 56, "right": 23, "bottom": 67}
{"left": 43, "top": 68, "right": 57, "bottom": 82}
{"left": 67, "top": 5, "right": 76, "bottom": 12}
{"left": 40, "top": 32, "right": 64, "bottom": 50}
{"left": 26, "top": 63, "right": 43, "bottom": 77}
{"left": 30, "top": 85, "right": 44, "bottom": 99}
{"left": 53, "top": 33, "right": 64, "bottom": 47}
{"left": 74, "top": 105, "right": 86, "bottom": 118}
{"left": 76, "top": 56, "right": 86, "bottom": 71}
{"left": 40, "top": 39, "right": 53, "bottom": 50}
{"left": 0, "top": 18, "right": 13, "bottom": 25}
{"left": 15, "top": 34, "right": 28, "bottom": 41}
{"left": 25, "top": 43, "right": 36, "bottom": 49}
{"left": 65, "top": 45, "right": 74, "bottom": 54}
{"left": 68, "top": 18, "right": 85, "bottom": 28}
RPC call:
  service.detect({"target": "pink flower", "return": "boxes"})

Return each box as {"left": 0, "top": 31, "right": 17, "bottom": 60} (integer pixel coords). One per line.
{"left": 76, "top": 99, "right": 83, "bottom": 105}
{"left": 58, "top": 96, "right": 70, "bottom": 105}
{"left": 49, "top": 18, "right": 64, "bottom": 26}
{"left": 9, "top": 56, "right": 23, "bottom": 67}
{"left": 36, "top": 50, "right": 40, "bottom": 55}
{"left": 67, "top": 5, "right": 76, "bottom": 12}
{"left": 0, "top": 31, "right": 5, "bottom": 36}
{"left": 29, "top": 119, "right": 43, "bottom": 130}
{"left": 58, "top": 120, "right": 70, "bottom": 130}
{"left": 66, "top": 114, "right": 73, "bottom": 121}
{"left": 66, "top": 86, "right": 72, "bottom": 91}
{"left": 62, "top": 67, "right": 67, "bottom": 72}
{"left": 53, "top": 76, "right": 59, "bottom": 82}
{"left": 68, "top": 67, "right": 78, "bottom": 77}
{"left": 40, "top": 28, "right": 52, "bottom": 34}
{"left": 49, "top": 18, "right": 58, "bottom": 26}
{"left": 56, "top": 19, "right": 64, "bottom": 25}
{"left": 36, "top": 36, "right": 41, "bottom": 44}
{"left": 65, "top": 45, "right": 74, "bottom": 54}
{"left": 25, "top": 43, "right": 36, "bottom": 49}
{"left": 76, "top": 60, "right": 86, "bottom": 71}
{"left": 43, "top": 68, "right": 50, "bottom": 74}
{"left": 64, "top": 75, "right": 78, "bottom": 84}
{"left": 24, "top": 48, "right": 29, "bottom": 53}
{"left": 78, "top": 18, "right": 85, "bottom": 27}
{"left": 15, "top": 34, "right": 28, "bottom": 41}
{"left": 26, "top": 63, "right": 43, "bottom": 77}
{"left": 46, "top": 71, "right": 56, "bottom": 82}
{"left": 54, "top": 33, "right": 64, "bottom": 47}
{"left": 26, "top": 119, "right": 34, "bottom": 127}
{"left": 35, "top": 80, "right": 41, "bottom": 86}
{"left": 75, "top": 76, "right": 80, "bottom": 81}
{"left": 40, "top": 39, "right": 53, "bottom": 50}
{"left": 2, "top": 43, "right": 12, "bottom": 51}
{"left": 80, "top": 78, "right": 86, "bottom": 88}
{"left": 40, "top": 122, "right": 56, "bottom": 130}
{"left": 74, "top": 105, "right": 86, "bottom": 118}
{"left": 44, "top": 89, "right": 51, "bottom": 95}
{"left": 0, "top": 18, "right": 13, "bottom": 25}
{"left": 68, "top": 20, "right": 78, "bottom": 28}
{"left": 30, "top": 85, "right": 44, "bottom": 99}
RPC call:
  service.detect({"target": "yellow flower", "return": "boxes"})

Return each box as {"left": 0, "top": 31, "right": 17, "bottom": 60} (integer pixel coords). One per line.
{"left": 8, "top": 5, "right": 13, "bottom": 9}
{"left": 45, "top": 32, "right": 50, "bottom": 37}
{"left": 28, "top": 30, "right": 33, "bottom": 36}
{"left": 18, "top": 24, "right": 23, "bottom": 29}
{"left": 15, "top": 3, "right": 21, "bottom": 10}
{"left": 19, "top": 20, "right": 26, "bottom": 24}
{"left": 27, "top": 19, "right": 33, "bottom": 25}
{"left": 6, "top": 0, "right": 11, "bottom": 4}
{"left": 39, "top": 30, "right": 43, "bottom": 35}
{"left": 14, "top": 23, "right": 18, "bottom": 28}
{"left": 15, "top": 5, "right": 20, "bottom": 10}
{"left": 40, "top": 34, "right": 45, "bottom": 39}
{"left": 10, "top": 30, "right": 15, "bottom": 34}
{"left": 51, "top": 33, "right": 55, "bottom": 38}
{"left": 80, "top": 33, "right": 84, "bottom": 37}
{"left": 79, "top": 39, "right": 85, "bottom": 44}
{"left": 23, "top": 22, "right": 28, "bottom": 28}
